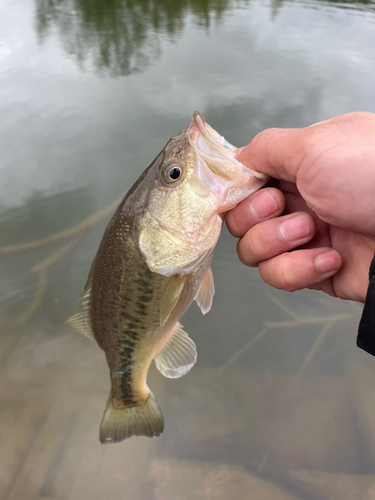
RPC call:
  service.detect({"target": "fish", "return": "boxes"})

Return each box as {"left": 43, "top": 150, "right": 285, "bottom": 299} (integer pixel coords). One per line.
{"left": 66, "top": 112, "right": 268, "bottom": 443}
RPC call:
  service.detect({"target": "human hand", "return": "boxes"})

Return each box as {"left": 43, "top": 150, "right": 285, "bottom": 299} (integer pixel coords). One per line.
{"left": 225, "top": 112, "right": 375, "bottom": 303}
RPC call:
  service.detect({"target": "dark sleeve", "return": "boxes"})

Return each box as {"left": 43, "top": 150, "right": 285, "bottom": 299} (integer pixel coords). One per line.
{"left": 357, "top": 254, "right": 375, "bottom": 356}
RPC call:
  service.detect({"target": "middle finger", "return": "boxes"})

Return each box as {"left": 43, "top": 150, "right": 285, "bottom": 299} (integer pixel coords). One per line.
{"left": 237, "top": 212, "right": 316, "bottom": 267}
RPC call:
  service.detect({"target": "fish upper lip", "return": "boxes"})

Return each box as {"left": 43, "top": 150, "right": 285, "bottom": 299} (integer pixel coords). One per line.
{"left": 188, "top": 111, "right": 225, "bottom": 154}
{"left": 190, "top": 111, "right": 208, "bottom": 138}
{"left": 192, "top": 111, "right": 205, "bottom": 129}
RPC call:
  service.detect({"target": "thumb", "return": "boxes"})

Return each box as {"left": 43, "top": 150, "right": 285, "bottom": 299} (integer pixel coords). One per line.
{"left": 235, "top": 128, "right": 309, "bottom": 183}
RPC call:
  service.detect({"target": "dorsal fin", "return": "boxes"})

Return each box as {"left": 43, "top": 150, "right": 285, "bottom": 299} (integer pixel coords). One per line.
{"left": 154, "top": 323, "right": 197, "bottom": 379}
{"left": 160, "top": 274, "right": 187, "bottom": 328}
{"left": 66, "top": 256, "right": 97, "bottom": 343}
{"left": 195, "top": 266, "right": 214, "bottom": 315}
{"left": 80, "top": 254, "right": 96, "bottom": 300}
{"left": 64, "top": 308, "right": 97, "bottom": 343}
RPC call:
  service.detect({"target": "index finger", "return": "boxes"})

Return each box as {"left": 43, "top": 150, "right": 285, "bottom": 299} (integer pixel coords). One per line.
{"left": 225, "top": 187, "right": 285, "bottom": 238}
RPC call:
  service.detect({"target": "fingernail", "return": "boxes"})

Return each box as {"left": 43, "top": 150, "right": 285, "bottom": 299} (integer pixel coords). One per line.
{"left": 249, "top": 192, "right": 278, "bottom": 219}
{"left": 315, "top": 251, "right": 341, "bottom": 274}
{"left": 279, "top": 214, "right": 311, "bottom": 242}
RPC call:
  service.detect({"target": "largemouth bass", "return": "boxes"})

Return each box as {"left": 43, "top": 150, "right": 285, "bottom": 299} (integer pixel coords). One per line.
{"left": 66, "top": 112, "right": 268, "bottom": 443}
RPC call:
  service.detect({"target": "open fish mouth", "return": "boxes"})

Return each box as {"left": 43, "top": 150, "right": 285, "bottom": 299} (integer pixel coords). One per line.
{"left": 188, "top": 111, "right": 237, "bottom": 159}
{"left": 187, "top": 111, "right": 240, "bottom": 182}
{"left": 188, "top": 111, "right": 268, "bottom": 184}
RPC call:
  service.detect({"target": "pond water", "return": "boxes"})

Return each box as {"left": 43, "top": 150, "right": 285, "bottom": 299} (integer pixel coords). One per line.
{"left": 2, "top": 0, "right": 375, "bottom": 498}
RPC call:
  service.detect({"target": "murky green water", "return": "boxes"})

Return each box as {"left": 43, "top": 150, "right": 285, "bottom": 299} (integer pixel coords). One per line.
{"left": 2, "top": 0, "right": 375, "bottom": 498}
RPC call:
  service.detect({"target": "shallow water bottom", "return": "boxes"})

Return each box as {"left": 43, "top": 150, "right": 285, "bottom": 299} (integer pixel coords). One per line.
{"left": 2, "top": 314, "right": 375, "bottom": 500}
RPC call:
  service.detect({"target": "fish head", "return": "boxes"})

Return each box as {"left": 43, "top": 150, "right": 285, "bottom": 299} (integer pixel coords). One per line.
{"left": 132, "top": 112, "right": 268, "bottom": 277}
{"left": 188, "top": 111, "right": 269, "bottom": 211}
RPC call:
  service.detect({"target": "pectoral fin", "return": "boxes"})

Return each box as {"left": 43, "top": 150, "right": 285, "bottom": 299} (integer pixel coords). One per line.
{"left": 160, "top": 274, "right": 187, "bottom": 328}
{"left": 195, "top": 266, "right": 215, "bottom": 315}
{"left": 155, "top": 323, "right": 197, "bottom": 378}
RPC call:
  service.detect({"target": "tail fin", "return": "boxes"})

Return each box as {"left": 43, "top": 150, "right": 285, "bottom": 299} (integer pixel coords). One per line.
{"left": 99, "top": 393, "right": 164, "bottom": 444}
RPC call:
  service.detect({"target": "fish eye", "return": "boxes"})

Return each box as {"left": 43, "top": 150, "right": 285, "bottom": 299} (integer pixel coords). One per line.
{"left": 169, "top": 167, "right": 181, "bottom": 180}
{"left": 161, "top": 162, "right": 184, "bottom": 185}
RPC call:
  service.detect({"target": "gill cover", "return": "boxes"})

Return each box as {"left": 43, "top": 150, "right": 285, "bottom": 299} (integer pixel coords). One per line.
{"left": 138, "top": 211, "right": 221, "bottom": 277}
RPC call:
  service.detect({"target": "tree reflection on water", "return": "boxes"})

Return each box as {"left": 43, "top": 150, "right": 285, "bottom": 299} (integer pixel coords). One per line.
{"left": 35, "top": 0, "right": 375, "bottom": 77}
{"left": 35, "top": 0, "right": 245, "bottom": 76}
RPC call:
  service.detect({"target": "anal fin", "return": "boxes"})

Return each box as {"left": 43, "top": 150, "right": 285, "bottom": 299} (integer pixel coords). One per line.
{"left": 155, "top": 322, "right": 197, "bottom": 379}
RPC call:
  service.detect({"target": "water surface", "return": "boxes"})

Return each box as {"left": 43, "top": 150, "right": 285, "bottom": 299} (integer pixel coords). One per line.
{"left": 1, "top": 0, "right": 375, "bottom": 498}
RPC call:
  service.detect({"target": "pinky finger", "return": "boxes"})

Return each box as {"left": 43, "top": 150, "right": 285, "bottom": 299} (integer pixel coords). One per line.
{"left": 258, "top": 248, "right": 342, "bottom": 293}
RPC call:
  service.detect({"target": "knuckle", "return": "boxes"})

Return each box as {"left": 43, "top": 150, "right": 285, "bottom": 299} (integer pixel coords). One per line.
{"left": 237, "top": 238, "right": 257, "bottom": 267}
{"left": 252, "top": 128, "right": 279, "bottom": 152}
{"left": 237, "top": 229, "right": 263, "bottom": 267}
{"left": 225, "top": 213, "right": 240, "bottom": 238}
{"left": 279, "top": 256, "right": 299, "bottom": 292}
{"left": 259, "top": 254, "right": 300, "bottom": 292}
{"left": 245, "top": 228, "right": 267, "bottom": 262}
